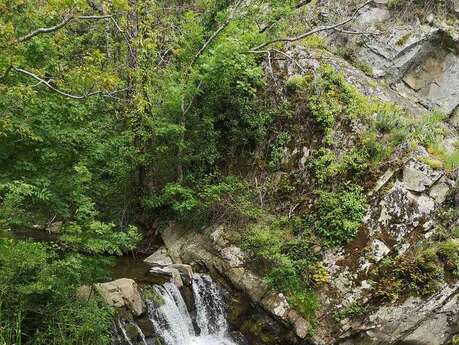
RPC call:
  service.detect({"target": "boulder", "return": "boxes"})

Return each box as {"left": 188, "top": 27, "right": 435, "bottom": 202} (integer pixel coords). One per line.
{"left": 169, "top": 263, "right": 193, "bottom": 285}
{"left": 370, "top": 168, "right": 395, "bottom": 195}
{"left": 149, "top": 266, "right": 183, "bottom": 288}
{"left": 429, "top": 177, "right": 452, "bottom": 203}
{"left": 369, "top": 180, "right": 436, "bottom": 242}
{"left": 287, "top": 310, "right": 310, "bottom": 339}
{"left": 226, "top": 267, "right": 268, "bottom": 303}
{"left": 402, "top": 51, "right": 459, "bottom": 115}
{"left": 402, "top": 159, "right": 442, "bottom": 192}
{"left": 220, "top": 246, "right": 246, "bottom": 268}
{"left": 369, "top": 239, "right": 390, "bottom": 262}
{"left": 96, "top": 278, "right": 145, "bottom": 316}
{"left": 261, "top": 293, "right": 290, "bottom": 321}
{"left": 144, "top": 247, "right": 173, "bottom": 267}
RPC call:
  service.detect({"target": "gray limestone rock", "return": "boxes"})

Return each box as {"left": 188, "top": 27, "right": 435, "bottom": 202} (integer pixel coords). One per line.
{"left": 402, "top": 160, "right": 442, "bottom": 192}
{"left": 144, "top": 247, "right": 173, "bottom": 267}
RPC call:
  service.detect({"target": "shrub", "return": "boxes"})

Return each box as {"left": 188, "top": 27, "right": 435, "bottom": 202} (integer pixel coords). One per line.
{"left": 373, "top": 249, "right": 444, "bottom": 301}
{"left": 0, "top": 240, "right": 113, "bottom": 345}
{"left": 306, "top": 186, "right": 367, "bottom": 247}
{"left": 310, "top": 147, "right": 369, "bottom": 183}
{"left": 334, "top": 302, "right": 364, "bottom": 322}
{"left": 241, "top": 219, "right": 319, "bottom": 319}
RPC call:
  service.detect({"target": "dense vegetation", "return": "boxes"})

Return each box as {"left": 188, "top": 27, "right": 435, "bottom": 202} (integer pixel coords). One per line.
{"left": 0, "top": 0, "right": 457, "bottom": 343}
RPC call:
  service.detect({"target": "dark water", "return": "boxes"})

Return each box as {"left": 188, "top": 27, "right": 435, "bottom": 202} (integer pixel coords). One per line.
{"left": 111, "top": 255, "right": 155, "bottom": 282}
{"left": 8, "top": 228, "right": 57, "bottom": 241}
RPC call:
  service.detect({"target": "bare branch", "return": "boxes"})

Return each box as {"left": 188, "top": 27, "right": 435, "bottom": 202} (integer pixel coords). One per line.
{"left": 190, "top": 0, "right": 244, "bottom": 67}
{"left": 18, "top": 15, "right": 74, "bottom": 42}
{"left": 295, "top": 0, "right": 312, "bottom": 8}
{"left": 270, "top": 48, "right": 307, "bottom": 73}
{"left": 78, "top": 14, "right": 115, "bottom": 20}
{"left": 14, "top": 67, "right": 128, "bottom": 100}
{"left": 249, "top": 0, "right": 373, "bottom": 52}
{"left": 18, "top": 13, "right": 119, "bottom": 43}
{"left": 110, "top": 17, "right": 136, "bottom": 64}
{"left": 333, "top": 27, "right": 380, "bottom": 35}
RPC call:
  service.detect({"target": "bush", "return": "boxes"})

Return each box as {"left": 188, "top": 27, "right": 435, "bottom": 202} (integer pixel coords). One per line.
{"left": 0, "top": 240, "right": 113, "bottom": 345}
{"left": 334, "top": 302, "right": 364, "bottom": 322}
{"left": 241, "top": 219, "right": 319, "bottom": 319}
{"left": 310, "top": 148, "right": 369, "bottom": 183}
{"left": 373, "top": 248, "right": 444, "bottom": 301}
{"left": 306, "top": 186, "right": 367, "bottom": 247}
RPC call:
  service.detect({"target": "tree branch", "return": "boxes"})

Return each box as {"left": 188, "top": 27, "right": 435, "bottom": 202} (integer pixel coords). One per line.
{"left": 14, "top": 67, "right": 128, "bottom": 100}
{"left": 249, "top": 0, "right": 373, "bottom": 52}
{"left": 18, "top": 14, "right": 119, "bottom": 43}
{"left": 190, "top": 0, "right": 244, "bottom": 67}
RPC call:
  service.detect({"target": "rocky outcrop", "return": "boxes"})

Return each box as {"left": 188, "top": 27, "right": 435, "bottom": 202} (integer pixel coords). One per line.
{"left": 157, "top": 26, "right": 458, "bottom": 341}
{"left": 320, "top": 0, "right": 459, "bottom": 116}
{"left": 161, "top": 224, "right": 309, "bottom": 344}
{"left": 339, "top": 283, "right": 459, "bottom": 345}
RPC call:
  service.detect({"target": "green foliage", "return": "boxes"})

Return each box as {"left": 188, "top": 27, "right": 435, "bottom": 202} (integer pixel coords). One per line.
{"left": 373, "top": 248, "right": 443, "bottom": 301}
{"left": 59, "top": 222, "right": 140, "bottom": 255}
{"left": 372, "top": 226, "right": 459, "bottom": 302}
{"left": 144, "top": 176, "right": 262, "bottom": 226}
{"left": 427, "top": 142, "right": 459, "bottom": 171}
{"left": 354, "top": 60, "right": 374, "bottom": 76}
{"left": 0, "top": 239, "right": 113, "bottom": 345}
{"left": 268, "top": 132, "right": 291, "bottom": 171}
{"left": 396, "top": 32, "right": 412, "bottom": 46}
{"left": 310, "top": 148, "right": 369, "bottom": 183}
{"left": 241, "top": 218, "right": 320, "bottom": 319}
{"left": 305, "top": 186, "right": 367, "bottom": 247}
{"left": 0, "top": 0, "right": 451, "bottom": 338}
{"left": 143, "top": 287, "right": 165, "bottom": 307}
{"left": 436, "top": 240, "right": 459, "bottom": 276}
{"left": 334, "top": 302, "right": 364, "bottom": 322}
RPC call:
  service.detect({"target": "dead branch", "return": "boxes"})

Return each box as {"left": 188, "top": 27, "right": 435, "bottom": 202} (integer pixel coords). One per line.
{"left": 14, "top": 67, "right": 128, "bottom": 100}
{"left": 249, "top": 0, "right": 373, "bottom": 52}
{"left": 18, "top": 13, "right": 119, "bottom": 43}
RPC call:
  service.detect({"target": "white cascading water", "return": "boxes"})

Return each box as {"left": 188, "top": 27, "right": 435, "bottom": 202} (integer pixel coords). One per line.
{"left": 147, "top": 274, "right": 238, "bottom": 345}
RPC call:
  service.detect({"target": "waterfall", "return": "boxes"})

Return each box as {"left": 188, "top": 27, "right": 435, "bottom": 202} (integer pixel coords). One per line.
{"left": 117, "top": 319, "right": 134, "bottom": 345}
{"left": 192, "top": 273, "right": 228, "bottom": 337}
{"left": 147, "top": 273, "right": 238, "bottom": 345}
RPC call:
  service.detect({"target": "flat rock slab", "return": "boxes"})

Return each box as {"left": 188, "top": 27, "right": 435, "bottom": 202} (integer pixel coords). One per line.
{"left": 149, "top": 266, "right": 184, "bottom": 288}
{"left": 144, "top": 247, "right": 173, "bottom": 267}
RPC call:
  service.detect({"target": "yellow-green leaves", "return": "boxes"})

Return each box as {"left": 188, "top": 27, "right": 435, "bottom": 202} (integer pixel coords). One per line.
{"left": 112, "top": 0, "right": 129, "bottom": 11}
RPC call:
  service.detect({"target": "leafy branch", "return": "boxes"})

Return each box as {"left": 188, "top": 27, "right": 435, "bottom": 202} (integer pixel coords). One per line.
{"left": 190, "top": 0, "right": 245, "bottom": 67}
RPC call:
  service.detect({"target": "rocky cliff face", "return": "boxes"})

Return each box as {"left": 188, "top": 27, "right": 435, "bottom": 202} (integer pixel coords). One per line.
{"left": 157, "top": 2, "right": 459, "bottom": 344}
